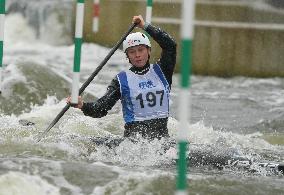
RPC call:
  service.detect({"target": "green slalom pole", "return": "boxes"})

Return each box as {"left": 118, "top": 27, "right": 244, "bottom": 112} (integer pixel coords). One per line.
{"left": 176, "top": 0, "right": 195, "bottom": 195}
{"left": 71, "top": 0, "right": 85, "bottom": 104}
{"left": 0, "top": 0, "right": 5, "bottom": 94}
{"left": 146, "top": 0, "right": 152, "bottom": 24}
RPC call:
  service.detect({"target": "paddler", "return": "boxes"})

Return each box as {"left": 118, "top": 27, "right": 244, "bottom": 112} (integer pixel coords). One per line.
{"left": 67, "top": 15, "right": 177, "bottom": 140}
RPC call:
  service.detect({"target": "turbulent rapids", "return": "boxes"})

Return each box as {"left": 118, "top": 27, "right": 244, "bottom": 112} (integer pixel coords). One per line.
{"left": 83, "top": 135, "right": 283, "bottom": 174}
{"left": 0, "top": 5, "right": 284, "bottom": 195}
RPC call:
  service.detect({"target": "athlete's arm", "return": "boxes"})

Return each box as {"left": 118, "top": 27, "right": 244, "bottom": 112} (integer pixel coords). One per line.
{"left": 145, "top": 23, "right": 177, "bottom": 87}
{"left": 81, "top": 77, "right": 121, "bottom": 118}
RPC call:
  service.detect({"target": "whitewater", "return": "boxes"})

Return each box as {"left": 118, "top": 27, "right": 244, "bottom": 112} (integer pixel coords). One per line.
{"left": 0, "top": 12, "right": 284, "bottom": 195}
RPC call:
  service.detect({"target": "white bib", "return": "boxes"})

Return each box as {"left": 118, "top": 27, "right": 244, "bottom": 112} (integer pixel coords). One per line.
{"left": 117, "top": 64, "right": 170, "bottom": 123}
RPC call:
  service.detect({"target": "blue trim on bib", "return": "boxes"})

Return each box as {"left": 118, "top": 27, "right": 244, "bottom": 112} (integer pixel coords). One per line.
{"left": 118, "top": 71, "right": 134, "bottom": 123}
{"left": 153, "top": 64, "right": 170, "bottom": 93}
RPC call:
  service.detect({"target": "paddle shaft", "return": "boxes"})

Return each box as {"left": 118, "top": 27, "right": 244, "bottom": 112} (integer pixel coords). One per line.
{"left": 79, "top": 23, "right": 137, "bottom": 95}
{"left": 37, "top": 23, "right": 137, "bottom": 142}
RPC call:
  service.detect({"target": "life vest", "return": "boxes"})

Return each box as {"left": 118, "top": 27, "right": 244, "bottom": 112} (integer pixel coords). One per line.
{"left": 117, "top": 64, "right": 170, "bottom": 123}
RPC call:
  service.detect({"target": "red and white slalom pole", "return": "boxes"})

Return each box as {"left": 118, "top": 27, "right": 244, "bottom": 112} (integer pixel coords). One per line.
{"left": 92, "top": 0, "right": 100, "bottom": 33}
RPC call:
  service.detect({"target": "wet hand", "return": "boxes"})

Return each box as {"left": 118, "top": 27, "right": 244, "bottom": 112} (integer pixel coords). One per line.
{"left": 66, "top": 96, "right": 83, "bottom": 109}
{"left": 132, "top": 15, "right": 145, "bottom": 29}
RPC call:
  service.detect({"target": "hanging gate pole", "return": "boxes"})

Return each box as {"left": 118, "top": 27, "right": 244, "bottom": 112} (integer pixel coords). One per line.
{"left": 71, "top": 0, "right": 85, "bottom": 105}
{"left": 176, "top": 0, "right": 195, "bottom": 194}
{"left": 146, "top": 0, "right": 152, "bottom": 24}
{"left": 0, "top": 0, "right": 5, "bottom": 94}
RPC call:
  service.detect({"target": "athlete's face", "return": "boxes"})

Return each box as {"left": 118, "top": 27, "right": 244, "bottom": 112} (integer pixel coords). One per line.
{"left": 126, "top": 45, "right": 151, "bottom": 68}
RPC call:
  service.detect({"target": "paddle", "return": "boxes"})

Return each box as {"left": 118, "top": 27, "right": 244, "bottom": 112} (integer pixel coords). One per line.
{"left": 37, "top": 23, "right": 137, "bottom": 142}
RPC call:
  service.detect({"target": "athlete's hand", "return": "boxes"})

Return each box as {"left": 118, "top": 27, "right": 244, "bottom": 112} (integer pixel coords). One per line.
{"left": 132, "top": 15, "right": 145, "bottom": 29}
{"left": 66, "top": 96, "right": 83, "bottom": 109}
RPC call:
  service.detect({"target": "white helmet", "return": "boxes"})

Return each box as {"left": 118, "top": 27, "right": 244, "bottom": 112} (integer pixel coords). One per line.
{"left": 123, "top": 32, "right": 151, "bottom": 52}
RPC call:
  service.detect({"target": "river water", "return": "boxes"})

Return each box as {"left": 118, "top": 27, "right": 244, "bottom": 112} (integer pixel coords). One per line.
{"left": 0, "top": 6, "right": 284, "bottom": 195}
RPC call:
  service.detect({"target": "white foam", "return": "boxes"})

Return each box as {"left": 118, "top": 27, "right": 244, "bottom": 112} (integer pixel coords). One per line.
{"left": 4, "top": 14, "right": 36, "bottom": 45}
{"left": 15, "top": 94, "right": 282, "bottom": 167}
{"left": 0, "top": 63, "right": 27, "bottom": 98}
{"left": 39, "top": 13, "right": 72, "bottom": 45}
{"left": 19, "top": 96, "right": 63, "bottom": 119}
{"left": 0, "top": 171, "right": 60, "bottom": 195}
{"left": 91, "top": 166, "right": 174, "bottom": 195}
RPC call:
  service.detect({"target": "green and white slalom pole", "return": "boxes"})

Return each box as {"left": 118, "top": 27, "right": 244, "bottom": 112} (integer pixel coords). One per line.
{"left": 146, "top": 0, "right": 152, "bottom": 24}
{"left": 0, "top": 0, "right": 5, "bottom": 94}
{"left": 71, "top": 0, "right": 85, "bottom": 105}
{"left": 92, "top": 0, "right": 99, "bottom": 33}
{"left": 176, "top": 0, "right": 195, "bottom": 195}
